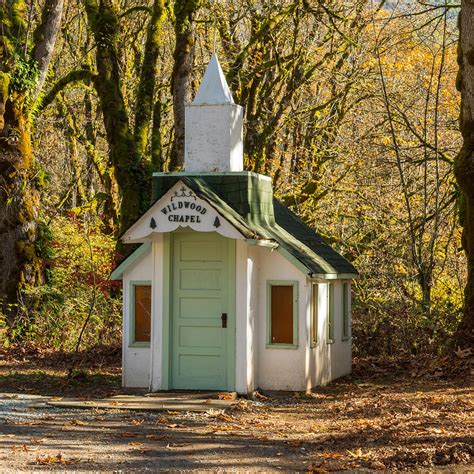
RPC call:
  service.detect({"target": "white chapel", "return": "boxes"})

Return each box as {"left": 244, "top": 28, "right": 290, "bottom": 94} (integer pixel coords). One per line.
{"left": 112, "top": 53, "right": 358, "bottom": 393}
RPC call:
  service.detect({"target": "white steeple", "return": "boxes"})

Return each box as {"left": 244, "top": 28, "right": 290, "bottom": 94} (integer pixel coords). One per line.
{"left": 193, "top": 53, "right": 234, "bottom": 105}
{"left": 185, "top": 54, "right": 244, "bottom": 172}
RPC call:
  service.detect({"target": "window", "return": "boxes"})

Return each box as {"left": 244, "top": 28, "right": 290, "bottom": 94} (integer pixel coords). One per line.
{"left": 130, "top": 282, "right": 151, "bottom": 346}
{"left": 342, "top": 282, "right": 350, "bottom": 340}
{"left": 267, "top": 281, "right": 298, "bottom": 348}
{"left": 311, "top": 284, "right": 318, "bottom": 347}
{"left": 327, "top": 282, "right": 334, "bottom": 343}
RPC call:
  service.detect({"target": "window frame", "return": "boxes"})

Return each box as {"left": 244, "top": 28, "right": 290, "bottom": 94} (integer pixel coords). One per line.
{"left": 327, "top": 282, "right": 335, "bottom": 344}
{"left": 266, "top": 280, "right": 298, "bottom": 349}
{"left": 310, "top": 283, "right": 318, "bottom": 348}
{"left": 342, "top": 282, "right": 350, "bottom": 341}
{"left": 129, "top": 280, "right": 152, "bottom": 348}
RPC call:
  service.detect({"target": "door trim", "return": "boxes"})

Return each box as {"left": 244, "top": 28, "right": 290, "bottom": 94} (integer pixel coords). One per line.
{"left": 161, "top": 230, "right": 236, "bottom": 391}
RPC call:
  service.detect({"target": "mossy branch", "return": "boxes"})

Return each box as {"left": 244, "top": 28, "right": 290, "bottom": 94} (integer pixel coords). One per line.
{"left": 133, "top": 0, "right": 166, "bottom": 159}
{"left": 38, "top": 68, "right": 95, "bottom": 112}
{"left": 118, "top": 6, "right": 152, "bottom": 19}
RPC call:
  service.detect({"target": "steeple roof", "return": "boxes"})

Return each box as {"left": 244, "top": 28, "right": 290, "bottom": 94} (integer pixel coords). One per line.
{"left": 192, "top": 53, "right": 235, "bottom": 105}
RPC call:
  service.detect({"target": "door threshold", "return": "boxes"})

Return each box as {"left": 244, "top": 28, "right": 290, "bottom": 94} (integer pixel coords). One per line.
{"left": 144, "top": 390, "right": 237, "bottom": 400}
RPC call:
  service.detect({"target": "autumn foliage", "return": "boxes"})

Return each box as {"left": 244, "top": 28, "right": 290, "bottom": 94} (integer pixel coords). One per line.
{"left": 0, "top": 1, "right": 470, "bottom": 355}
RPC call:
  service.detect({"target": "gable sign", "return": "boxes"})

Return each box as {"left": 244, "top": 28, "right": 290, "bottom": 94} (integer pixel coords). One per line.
{"left": 160, "top": 187, "right": 208, "bottom": 224}
{"left": 122, "top": 181, "right": 243, "bottom": 242}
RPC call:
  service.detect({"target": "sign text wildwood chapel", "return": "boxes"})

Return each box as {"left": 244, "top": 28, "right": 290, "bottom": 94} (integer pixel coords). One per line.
{"left": 160, "top": 188, "right": 208, "bottom": 223}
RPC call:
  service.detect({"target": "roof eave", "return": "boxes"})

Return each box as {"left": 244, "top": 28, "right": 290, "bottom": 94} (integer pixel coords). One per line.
{"left": 111, "top": 242, "right": 151, "bottom": 280}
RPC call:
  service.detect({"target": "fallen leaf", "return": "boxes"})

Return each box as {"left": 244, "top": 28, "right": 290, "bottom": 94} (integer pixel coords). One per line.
{"left": 253, "top": 391, "right": 270, "bottom": 401}
{"left": 218, "top": 392, "right": 235, "bottom": 400}
{"left": 207, "top": 425, "right": 235, "bottom": 433}
{"left": 216, "top": 413, "right": 234, "bottom": 422}
{"left": 41, "top": 416, "right": 55, "bottom": 421}
{"left": 288, "top": 440, "right": 304, "bottom": 447}
{"left": 320, "top": 452, "right": 343, "bottom": 459}
{"left": 145, "top": 434, "right": 166, "bottom": 440}
{"left": 114, "top": 432, "right": 138, "bottom": 438}
{"left": 347, "top": 448, "right": 369, "bottom": 459}
{"left": 12, "top": 444, "right": 37, "bottom": 452}
{"left": 455, "top": 347, "right": 472, "bottom": 359}
{"left": 166, "top": 443, "right": 186, "bottom": 449}
{"left": 128, "top": 441, "right": 143, "bottom": 447}
{"left": 370, "top": 460, "right": 386, "bottom": 470}
{"left": 136, "top": 448, "right": 154, "bottom": 454}
{"left": 35, "top": 453, "right": 80, "bottom": 465}
{"left": 68, "top": 419, "right": 88, "bottom": 426}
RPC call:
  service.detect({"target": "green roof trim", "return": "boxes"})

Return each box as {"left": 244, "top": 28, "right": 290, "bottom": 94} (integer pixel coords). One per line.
{"left": 112, "top": 173, "right": 358, "bottom": 279}
{"left": 153, "top": 173, "right": 357, "bottom": 278}
{"left": 152, "top": 172, "right": 275, "bottom": 226}
{"left": 111, "top": 242, "right": 151, "bottom": 280}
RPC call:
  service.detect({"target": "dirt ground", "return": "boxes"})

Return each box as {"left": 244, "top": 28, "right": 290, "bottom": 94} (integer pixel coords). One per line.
{"left": 0, "top": 348, "right": 473, "bottom": 472}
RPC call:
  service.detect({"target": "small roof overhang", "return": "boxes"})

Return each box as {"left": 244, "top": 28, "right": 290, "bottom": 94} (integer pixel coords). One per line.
{"left": 111, "top": 176, "right": 358, "bottom": 280}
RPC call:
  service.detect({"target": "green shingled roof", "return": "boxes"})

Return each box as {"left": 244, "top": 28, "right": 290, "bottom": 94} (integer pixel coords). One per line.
{"left": 148, "top": 172, "right": 357, "bottom": 278}
{"left": 272, "top": 199, "right": 357, "bottom": 276}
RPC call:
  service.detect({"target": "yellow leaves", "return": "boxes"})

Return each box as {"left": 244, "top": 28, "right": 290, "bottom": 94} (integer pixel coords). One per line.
{"left": 129, "top": 419, "right": 144, "bottom": 425}
{"left": 65, "top": 419, "right": 88, "bottom": 427}
{"left": 347, "top": 448, "right": 370, "bottom": 459}
{"left": 128, "top": 441, "right": 143, "bottom": 447}
{"left": 35, "top": 453, "right": 80, "bottom": 466}
{"left": 217, "top": 392, "right": 236, "bottom": 401}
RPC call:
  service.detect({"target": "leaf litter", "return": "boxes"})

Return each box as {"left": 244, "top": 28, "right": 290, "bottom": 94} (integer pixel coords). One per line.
{"left": 0, "top": 354, "right": 472, "bottom": 471}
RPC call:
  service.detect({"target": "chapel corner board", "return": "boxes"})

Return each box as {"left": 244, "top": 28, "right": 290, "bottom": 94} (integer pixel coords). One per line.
{"left": 111, "top": 53, "right": 358, "bottom": 393}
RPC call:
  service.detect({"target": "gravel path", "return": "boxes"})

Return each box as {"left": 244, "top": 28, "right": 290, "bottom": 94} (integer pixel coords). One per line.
{"left": 1, "top": 353, "right": 472, "bottom": 472}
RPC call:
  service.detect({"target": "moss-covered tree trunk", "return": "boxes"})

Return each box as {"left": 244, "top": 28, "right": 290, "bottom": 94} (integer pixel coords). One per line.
{"left": 0, "top": 85, "right": 41, "bottom": 324}
{"left": 134, "top": 0, "right": 166, "bottom": 162}
{"left": 454, "top": 5, "right": 474, "bottom": 347}
{"left": 84, "top": 0, "right": 149, "bottom": 235}
{"left": 168, "top": 0, "right": 200, "bottom": 171}
{"left": 0, "top": 0, "right": 63, "bottom": 326}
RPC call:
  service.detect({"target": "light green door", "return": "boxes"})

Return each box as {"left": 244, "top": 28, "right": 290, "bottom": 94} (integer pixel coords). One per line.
{"left": 171, "top": 231, "right": 235, "bottom": 390}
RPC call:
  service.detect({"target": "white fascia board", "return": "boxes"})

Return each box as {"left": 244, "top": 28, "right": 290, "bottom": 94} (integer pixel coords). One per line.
{"left": 111, "top": 242, "right": 151, "bottom": 280}
{"left": 310, "top": 273, "right": 359, "bottom": 280}
{"left": 121, "top": 180, "right": 244, "bottom": 243}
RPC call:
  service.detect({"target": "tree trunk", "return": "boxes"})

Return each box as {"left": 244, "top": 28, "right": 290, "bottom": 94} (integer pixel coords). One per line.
{"left": 0, "top": 0, "right": 63, "bottom": 327}
{"left": 84, "top": 0, "right": 148, "bottom": 235}
{"left": 0, "top": 90, "right": 41, "bottom": 325}
{"left": 168, "top": 0, "right": 200, "bottom": 171}
{"left": 134, "top": 0, "right": 166, "bottom": 160}
{"left": 454, "top": 5, "right": 474, "bottom": 347}
{"left": 32, "top": 0, "right": 64, "bottom": 100}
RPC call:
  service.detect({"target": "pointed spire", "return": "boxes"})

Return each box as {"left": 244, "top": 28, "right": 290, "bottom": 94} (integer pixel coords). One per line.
{"left": 192, "top": 53, "right": 234, "bottom": 105}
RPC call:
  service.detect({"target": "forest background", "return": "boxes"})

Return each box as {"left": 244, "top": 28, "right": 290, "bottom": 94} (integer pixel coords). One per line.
{"left": 0, "top": 0, "right": 468, "bottom": 358}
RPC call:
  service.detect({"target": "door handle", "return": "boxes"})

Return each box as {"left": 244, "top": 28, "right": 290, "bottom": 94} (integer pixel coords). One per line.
{"left": 221, "top": 313, "right": 227, "bottom": 328}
